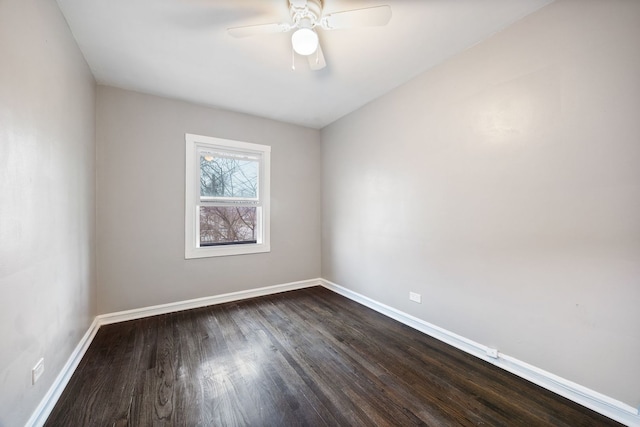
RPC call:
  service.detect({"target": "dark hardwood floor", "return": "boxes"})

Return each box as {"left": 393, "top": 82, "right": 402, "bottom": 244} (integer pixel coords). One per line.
{"left": 46, "top": 287, "right": 621, "bottom": 426}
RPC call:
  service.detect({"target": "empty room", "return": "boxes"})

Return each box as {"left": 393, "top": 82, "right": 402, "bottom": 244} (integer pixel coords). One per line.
{"left": 1, "top": 0, "right": 639, "bottom": 425}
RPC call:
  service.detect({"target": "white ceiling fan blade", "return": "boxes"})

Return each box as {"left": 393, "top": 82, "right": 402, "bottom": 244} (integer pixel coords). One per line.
{"left": 320, "top": 5, "right": 391, "bottom": 30}
{"left": 308, "top": 43, "right": 326, "bottom": 71}
{"left": 227, "top": 22, "right": 291, "bottom": 38}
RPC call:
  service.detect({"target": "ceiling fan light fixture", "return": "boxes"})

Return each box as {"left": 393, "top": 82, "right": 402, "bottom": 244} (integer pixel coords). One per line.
{"left": 291, "top": 27, "right": 318, "bottom": 56}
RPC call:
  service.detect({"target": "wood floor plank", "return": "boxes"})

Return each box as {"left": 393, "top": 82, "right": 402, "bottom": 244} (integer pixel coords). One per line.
{"left": 281, "top": 293, "right": 503, "bottom": 425}
{"left": 45, "top": 287, "right": 622, "bottom": 426}
{"left": 264, "top": 295, "right": 456, "bottom": 426}
{"left": 232, "top": 301, "right": 337, "bottom": 425}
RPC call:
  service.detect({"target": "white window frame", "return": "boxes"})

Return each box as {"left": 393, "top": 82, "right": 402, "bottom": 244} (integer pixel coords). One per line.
{"left": 185, "top": 133, "right": 270, "bottom": 259}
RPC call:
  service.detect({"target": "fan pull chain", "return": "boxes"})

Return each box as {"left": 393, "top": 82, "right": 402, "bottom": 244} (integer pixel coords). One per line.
{"left": 291, "top": 46, "right": 296, "bottom": 71}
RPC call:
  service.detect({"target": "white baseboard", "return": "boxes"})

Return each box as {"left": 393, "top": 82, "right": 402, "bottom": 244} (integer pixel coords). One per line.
{"left": 27, "top": 277, "right": 639, "bottom": 427}
{"left": 26, "top": 318, "right": 101, "bottom": 427}
{"left": 320, "top": 279, "right": 640, "bottom": 427}
{"left": 26, "top": 278, "right": 321, "bottom": 426}
{"left": 97, "top": 278, "right": 322, "bottom": 325}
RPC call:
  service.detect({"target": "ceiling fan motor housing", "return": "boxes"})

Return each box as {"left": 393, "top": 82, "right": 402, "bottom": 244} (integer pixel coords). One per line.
{"left": 290, "top": 0, "right": 323, "bottom": 27}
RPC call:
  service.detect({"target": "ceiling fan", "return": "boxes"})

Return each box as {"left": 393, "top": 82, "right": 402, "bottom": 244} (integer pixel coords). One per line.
{"left": 227, "top": 0, "right": 392, "bottom": 71}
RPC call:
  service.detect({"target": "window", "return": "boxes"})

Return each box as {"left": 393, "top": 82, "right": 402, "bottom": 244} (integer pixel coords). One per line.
{"left": 185, "top": 134, "right": 270, "bottom": 258}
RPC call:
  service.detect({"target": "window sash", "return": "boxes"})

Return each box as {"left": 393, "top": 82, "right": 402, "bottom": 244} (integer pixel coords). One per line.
{"left": 196, "top": 205, "right": 263, "bottom": 247}
{"left": 199, "top": 197, "right": 260, "bottom": 205}
{"left": 198, "top": 148, "right": 260, "bottom": 161}
{"left": 197, "top": 146, "right": 261, "bottom": 202}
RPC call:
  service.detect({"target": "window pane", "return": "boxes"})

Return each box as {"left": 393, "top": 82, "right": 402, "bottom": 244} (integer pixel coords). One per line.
{"left": 199, "top": 206, "right": 258, "bottom": 246}
{"left": 200, "top": 153, "right": 258, "bottom": 199}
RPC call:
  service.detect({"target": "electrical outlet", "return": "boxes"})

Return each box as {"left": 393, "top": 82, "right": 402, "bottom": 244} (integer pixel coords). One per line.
{"left": 486, "top": 348, "right": 499, "bottom": 359}
{"left": 409, "top": 292, "right": 421, "bottom": 303}
{"left": 32, "top": 358, "right": 44, "bottom": 385}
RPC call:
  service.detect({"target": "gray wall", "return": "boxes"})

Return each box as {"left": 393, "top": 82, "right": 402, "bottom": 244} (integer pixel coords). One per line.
{"left": 321, "top": 0, "right": 640, "bottom": 408}
{"left": 96, "top": 86, "right": 321, "bottom": 313}
{"left": 0, "top": 0, "right": 97, "bottom": 425}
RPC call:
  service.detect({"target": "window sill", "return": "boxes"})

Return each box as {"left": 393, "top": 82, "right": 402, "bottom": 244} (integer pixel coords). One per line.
{"left": 185, "top": 242, "right": 270, "bottom": 259}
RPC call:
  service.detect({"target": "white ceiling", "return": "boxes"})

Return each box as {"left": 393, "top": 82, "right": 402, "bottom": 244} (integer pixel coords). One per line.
{"left": 56, "top": 0, "right": 553, "bottom": 129}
